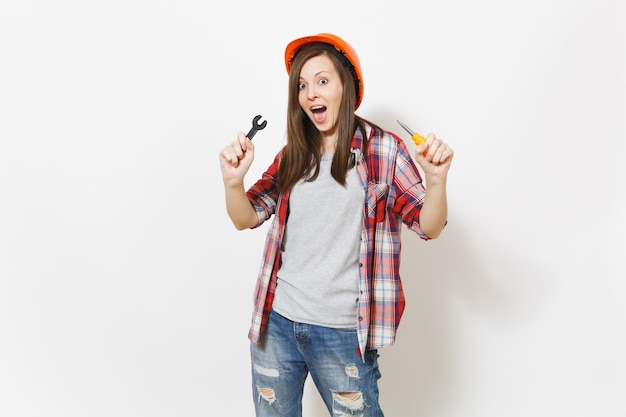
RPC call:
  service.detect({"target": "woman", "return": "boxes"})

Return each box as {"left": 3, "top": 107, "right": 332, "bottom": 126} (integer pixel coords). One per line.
{"left": 219, "top": 33, "right": 454, "bottom": 417}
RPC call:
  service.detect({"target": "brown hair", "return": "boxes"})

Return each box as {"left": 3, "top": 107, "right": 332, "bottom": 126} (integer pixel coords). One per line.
{"left": 277, "top": 46, "right": 381, "bottom": 192}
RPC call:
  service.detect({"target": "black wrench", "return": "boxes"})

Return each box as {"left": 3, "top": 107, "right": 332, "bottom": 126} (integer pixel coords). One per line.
{"left": 246, "top": 115, "right": 267, "bottom": 140}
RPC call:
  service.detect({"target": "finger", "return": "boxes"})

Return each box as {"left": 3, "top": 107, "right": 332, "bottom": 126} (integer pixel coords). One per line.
{"left": 414, "top": 133, "right": 432, "bottom": 157}
{"left": 231, "top": 142, "right": 245, "bottom": 161}
{"left": 434, "top": 143, "right": 454, "bottom": 165}
{"left": 220, "top": 147, "right": 240, "bottom": 166}
{"left": 415, "top": 142, "right": 428, "bottom": 157}
{"left": 433, "top": 144, "right": 447, "bottom": 164}
{"left": 222, "top": 137, "right": 247, "bottom": 164}
{"left": 420, "top": 134, "right": 437, "bottom": 161}
{"left": 440, "top": 145, "right": 454, "bottom": 165}
{"left": 229, "top": 135, "right": 246, "bottom": 161}
{"left": 236, "top": 132, "right": 256, "bottom": 157}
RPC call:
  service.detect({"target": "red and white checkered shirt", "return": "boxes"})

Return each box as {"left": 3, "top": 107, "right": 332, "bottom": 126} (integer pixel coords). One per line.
{"left": 245, "top": 126, "right": 431, "bottom": 357}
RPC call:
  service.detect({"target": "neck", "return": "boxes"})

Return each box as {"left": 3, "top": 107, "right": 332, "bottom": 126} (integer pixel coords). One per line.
{"left": 321, "top": 134, "right": 337, "bottom": 155}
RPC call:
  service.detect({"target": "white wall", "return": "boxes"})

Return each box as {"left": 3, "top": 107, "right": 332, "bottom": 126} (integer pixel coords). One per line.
{"left": 1, "top": 0, "right": 624, "bottom": 416}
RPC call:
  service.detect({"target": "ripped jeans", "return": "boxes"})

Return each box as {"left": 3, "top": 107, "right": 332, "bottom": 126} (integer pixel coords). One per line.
{"left": 250, "top": 309, "right": 384, "bottom": 417}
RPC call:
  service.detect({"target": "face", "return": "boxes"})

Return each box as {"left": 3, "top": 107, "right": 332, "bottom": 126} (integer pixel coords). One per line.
{"left": 298, "top": 54, "right": 343, "bottom": 139}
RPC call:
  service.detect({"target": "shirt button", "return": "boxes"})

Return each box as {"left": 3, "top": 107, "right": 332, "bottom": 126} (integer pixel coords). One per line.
{"left": 358, "top": 316, "right": 363, "bottom": 321}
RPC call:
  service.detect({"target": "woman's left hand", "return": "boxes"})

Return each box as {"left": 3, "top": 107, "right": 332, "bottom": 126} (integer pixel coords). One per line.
{"left": 414, "top": 133, "right": 454, "bottom": 181}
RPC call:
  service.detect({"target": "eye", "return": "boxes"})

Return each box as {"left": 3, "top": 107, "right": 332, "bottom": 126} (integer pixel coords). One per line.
{"left": 298, "top": 82, "right": 306, "bottom": 90}
{"left": 319, "top": 78, "right": 328, "bottom": 85}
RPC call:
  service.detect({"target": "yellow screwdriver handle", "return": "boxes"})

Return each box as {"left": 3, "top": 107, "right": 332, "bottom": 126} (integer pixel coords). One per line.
{"left": 412, "top": 133, "right": 427, "bottom": 146}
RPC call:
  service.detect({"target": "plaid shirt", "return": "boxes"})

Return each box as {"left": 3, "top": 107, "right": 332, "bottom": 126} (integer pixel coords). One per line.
{"left": 245, "top": 126, "right": 430, "bottom": 356}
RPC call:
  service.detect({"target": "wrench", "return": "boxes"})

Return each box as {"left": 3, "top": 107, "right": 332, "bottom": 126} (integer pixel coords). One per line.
{"left": 246, "top": 115, "right": 267, "bottom": 140}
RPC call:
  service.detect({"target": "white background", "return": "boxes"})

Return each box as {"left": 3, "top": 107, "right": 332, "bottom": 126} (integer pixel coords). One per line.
{"left": 1, "top": 0, "right": 625, "bottom": 416}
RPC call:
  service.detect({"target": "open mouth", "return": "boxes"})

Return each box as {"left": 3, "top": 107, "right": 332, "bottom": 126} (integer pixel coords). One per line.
{"left": 311, "top": 105, "right": 327, "bottom": 123}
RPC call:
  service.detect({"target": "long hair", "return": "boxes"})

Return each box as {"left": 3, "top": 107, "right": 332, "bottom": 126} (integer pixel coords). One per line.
{"left": 277, "top": 46, "right": 381, "bottom": 192}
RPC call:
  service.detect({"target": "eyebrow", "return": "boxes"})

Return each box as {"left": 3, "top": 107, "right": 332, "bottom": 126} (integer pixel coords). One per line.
{"left": 300, "top": 70, "right": 331, "bottom": 80}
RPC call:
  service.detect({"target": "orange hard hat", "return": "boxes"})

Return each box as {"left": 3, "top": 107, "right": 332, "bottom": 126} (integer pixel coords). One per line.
{"left": 284, "top": 33, "right": 364, "bottom": 110}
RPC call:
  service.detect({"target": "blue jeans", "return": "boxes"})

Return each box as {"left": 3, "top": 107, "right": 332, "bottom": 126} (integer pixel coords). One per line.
{"left": 250, "top": 310, "right": 384, "bottom": 417}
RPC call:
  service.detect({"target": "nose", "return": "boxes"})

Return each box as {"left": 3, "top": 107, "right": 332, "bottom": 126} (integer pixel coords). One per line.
{"left": 306, "top": 84, "right": 319, "bottom": 100}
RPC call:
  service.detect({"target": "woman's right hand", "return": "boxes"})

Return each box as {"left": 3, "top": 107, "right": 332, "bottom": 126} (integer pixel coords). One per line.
{"left": 219, "top": 131, "right": 255, "bottom": 187}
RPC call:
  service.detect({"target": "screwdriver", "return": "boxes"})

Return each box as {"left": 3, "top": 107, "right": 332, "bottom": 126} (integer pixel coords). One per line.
{"left": 397, "top": 120, "right": 427, "bottom": 146}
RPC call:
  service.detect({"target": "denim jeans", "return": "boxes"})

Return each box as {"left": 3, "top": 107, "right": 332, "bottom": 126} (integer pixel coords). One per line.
{"left": 250, "top": 309, "right": 384, "bottom": 417}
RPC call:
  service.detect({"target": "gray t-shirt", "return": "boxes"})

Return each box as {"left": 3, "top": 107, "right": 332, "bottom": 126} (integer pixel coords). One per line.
{"left": 272, "top": 153, "right": 364, "bottom": 328}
